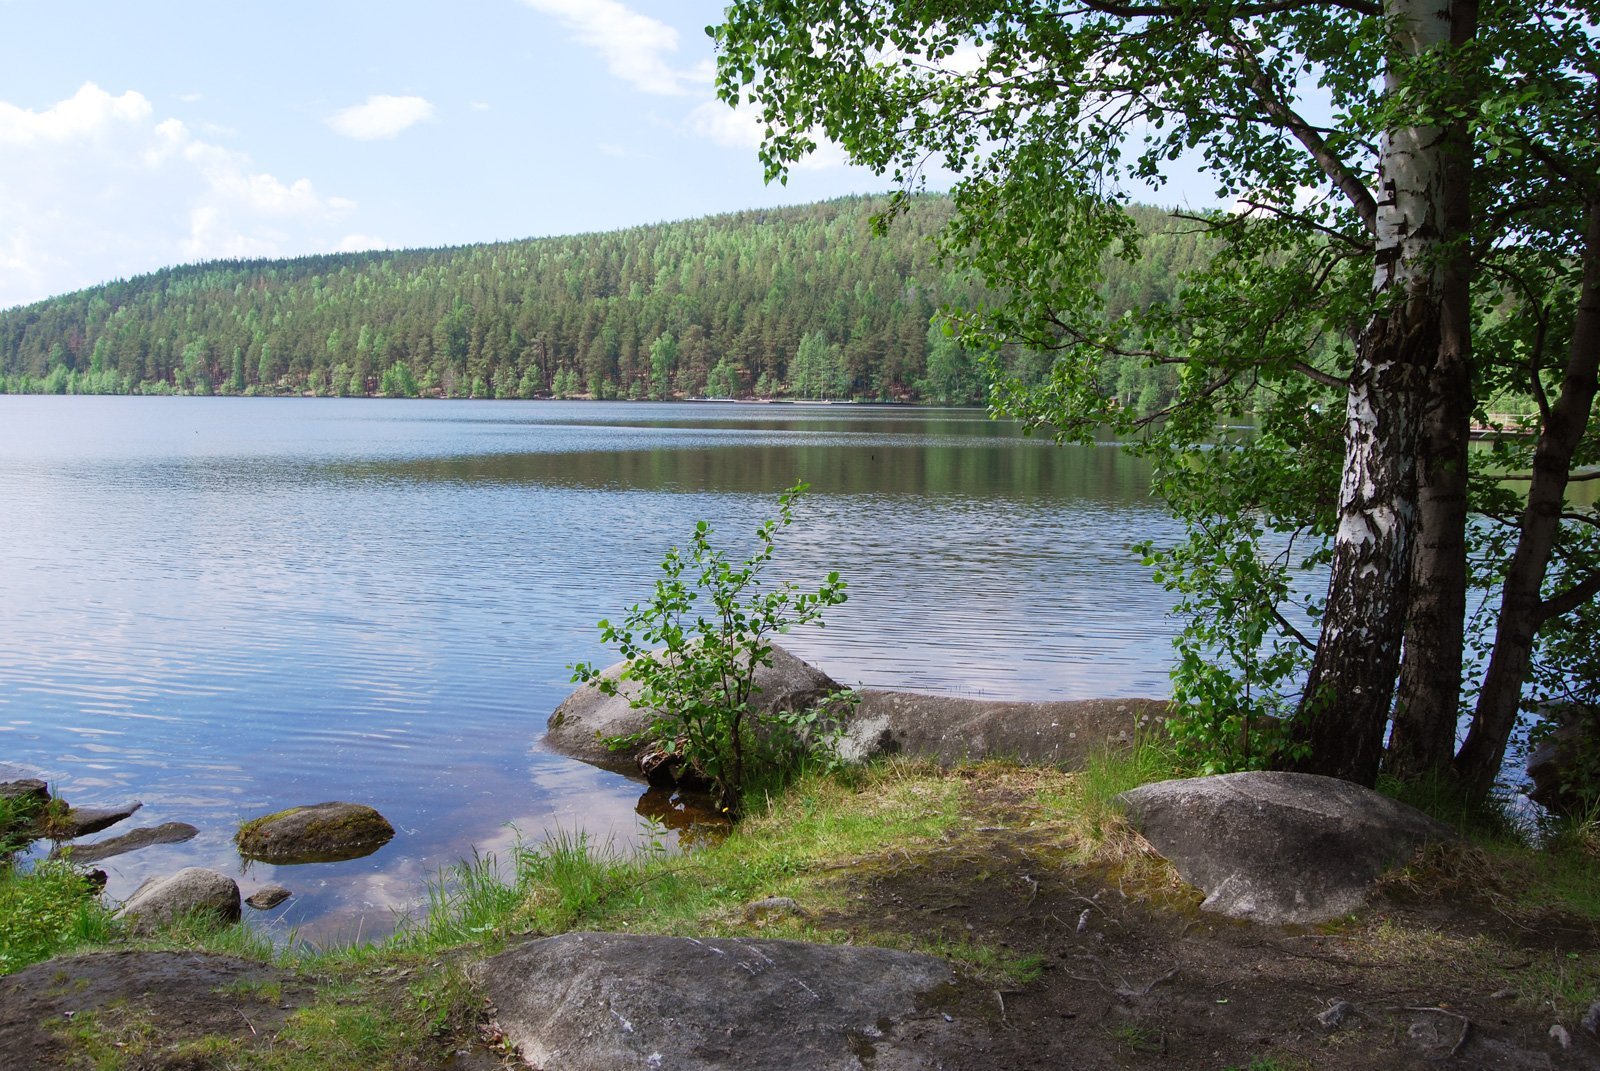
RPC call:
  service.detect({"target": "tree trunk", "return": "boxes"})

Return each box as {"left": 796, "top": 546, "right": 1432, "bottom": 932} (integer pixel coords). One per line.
{"left": 1388, "top": 334, "right": 1470, "bottom": 777}
{"left": 1290, "top": 309, "right": 1431, "bottom": 784}
{"left": 1455, "top": 200, "right": 1600, "bottom": 800}
{"left": 1387, "top": 0, "right": 1478, "bottom": 778}
{"left": 1288, "top": 0, "right": 1453, "bottom": 786}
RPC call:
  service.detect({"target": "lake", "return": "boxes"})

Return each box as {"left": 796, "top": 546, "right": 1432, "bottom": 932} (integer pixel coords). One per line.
{"left": 0, "top": 396, "right": 1182, "bottom": 941}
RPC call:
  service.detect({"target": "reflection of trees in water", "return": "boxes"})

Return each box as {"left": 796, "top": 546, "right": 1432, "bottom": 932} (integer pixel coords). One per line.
{"left": 333, "top": 441, "right": 1152, "bottom": 503}
{"left": 635, "top": 787, "right": 731, "bottom": 850}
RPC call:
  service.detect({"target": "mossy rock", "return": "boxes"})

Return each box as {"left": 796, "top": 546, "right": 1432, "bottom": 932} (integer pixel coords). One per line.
{"left": 234, "top": 802, "right": 394, "bottom": 864}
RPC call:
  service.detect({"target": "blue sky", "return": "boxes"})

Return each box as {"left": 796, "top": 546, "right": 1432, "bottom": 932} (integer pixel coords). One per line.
{"left": 0, "top": 0, "right": 1216, "bottom": 310}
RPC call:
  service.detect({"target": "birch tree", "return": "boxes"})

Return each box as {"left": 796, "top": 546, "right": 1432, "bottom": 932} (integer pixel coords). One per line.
{"left": 712, "top": 0, "right": 1600, "bottom": 795}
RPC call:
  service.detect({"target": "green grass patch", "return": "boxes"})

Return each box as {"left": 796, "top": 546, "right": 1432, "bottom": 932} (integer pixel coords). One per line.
{"left": 0, "top": 858, "right": 117, "bottom": 975}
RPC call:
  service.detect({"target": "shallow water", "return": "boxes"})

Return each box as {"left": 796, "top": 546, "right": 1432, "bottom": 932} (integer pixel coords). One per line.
{"left": 0, "top": 396, "right": 1182, "bottom": 940}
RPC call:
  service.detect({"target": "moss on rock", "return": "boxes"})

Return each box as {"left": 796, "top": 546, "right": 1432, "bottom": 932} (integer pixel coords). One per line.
{"left": 235, "top": 802, "right": 394, "bottom": 864}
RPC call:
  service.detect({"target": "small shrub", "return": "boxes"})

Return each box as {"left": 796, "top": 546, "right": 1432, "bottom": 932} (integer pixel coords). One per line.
{"left": 573, "top": 482, "right": 850, "bottom": 816}
{"left": 0, "top": 858, "right": 115, "bottom": 975}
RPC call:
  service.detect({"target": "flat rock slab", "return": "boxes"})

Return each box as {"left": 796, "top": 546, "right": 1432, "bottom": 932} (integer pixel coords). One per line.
{"left": 66, "top": 821, "right": 199, "bottom": 864}
{"left": 474, "top": 932, "right": 954, "bottom": 1071}
{"left": 1118, "top": 771, "right": 1454, "bottom": 925}
{"left": 50, "top": 800, "right": 142, "bottom": 839}
{"left": 546, "top": 644, "right": 842, "bottom": 775}
{"left": 838, "top": 690, "right": 1168, "bottom": 769}
{"left": 235, "top": 801, "right": 394, "bottom": 863}
{"left": 0, "top": 951, "right": 304, "bottom": 1070}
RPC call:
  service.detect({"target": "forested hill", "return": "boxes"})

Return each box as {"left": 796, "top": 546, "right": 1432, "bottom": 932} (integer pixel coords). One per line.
{"left": 0, "top": 196, "right": 1204, "bottom": 405}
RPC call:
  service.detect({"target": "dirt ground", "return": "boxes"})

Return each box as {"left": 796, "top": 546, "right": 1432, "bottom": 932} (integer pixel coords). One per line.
{"left": 0, "top": 951, "right": 315, "bottom": 1070}
{"left": 4, "top": 772, "right": 1598, "bottom": 1070}
{"left": 807, "top": 772, "right": 1600, "bottom": 1070}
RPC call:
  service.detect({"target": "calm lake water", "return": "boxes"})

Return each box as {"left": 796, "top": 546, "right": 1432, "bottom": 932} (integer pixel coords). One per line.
{"left": 0, "top": 396, "right": 1182, "bottom": 941}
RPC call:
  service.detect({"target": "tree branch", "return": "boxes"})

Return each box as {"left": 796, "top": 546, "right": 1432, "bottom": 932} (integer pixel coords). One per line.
{"left": 1288, "top": 360, "right": 1348, "bottom": 389}
{"left": 1233, "top": 197, "right": 1375, "bottom": 251}
{"left": 1500, "top": 469, "right": 1600, "bottom": 482}
{"left": 1538, "top": 570, "right": 1600, "bottom": 624}
{"left": 1075, "top": 0, "right": 1381, "bottom": 18}
{"left": 1223, "top": 34, "right": 1379, "bottom": 235}
{"left": 1272, "top": 605, "right": 1320, "bottom": 651}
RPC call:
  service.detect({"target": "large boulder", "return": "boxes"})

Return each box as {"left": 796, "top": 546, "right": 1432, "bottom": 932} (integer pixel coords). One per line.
{"left": 117, "top": 867, "right": 241, "bottom": 933}
{"left": 1118, "top": 771, "right": 1454, "bottom": 925}
{"left": 0, "top": 952, "right": 303, "bottom": 1067}
{"left": 546, "top": 644, "right": 842, "bottom": 776}
{"left": 836, "top": 690, "right": 1168, "bottom": 768}
{"left": 474, "top": 932, "right": 953, "bottom": 1071}
{"left": 235, "top": 801, "right": 394, "bottom": 864}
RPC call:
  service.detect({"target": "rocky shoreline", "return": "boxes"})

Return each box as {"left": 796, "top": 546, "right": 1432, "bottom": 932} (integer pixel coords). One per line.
{"left": 2, "top": 647, "right": 1597, "bottom": 1069}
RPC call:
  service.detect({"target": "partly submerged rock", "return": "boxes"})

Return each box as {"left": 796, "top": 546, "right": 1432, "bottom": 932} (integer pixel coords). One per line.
{"left": 547, "top": 648, "right": 1168, "bottom": 780}
{"left": 235, "top": 801, "right": 394, "bottom": 864}
{"left": 117, "top": 867, "right": 241, "bottom": 933}
{"left": 546, "top": 644, "right": 842, "bottom": 777}
{"left": 1526, "top": 703, "right": 1600, "bottom": 817}
{"left": 474, "top": 932, "right": 953, "bottom": 1071}
{"left": 0, "top": 777, "right": 50, "bottom": 807}
{"left": 837, "top": 690, "right": 1167, "bottom": 769}
{"left": 1118, "top": 771, "right": 1453, "bottom": 925}
{"left": 66, "top": 822, "right": 199, "bottom": 864}
{"left": 48, "top": 800, "right": 143, "bottom": 839}
{"left": 245, "top": 885, "right": 292, "bottom": 910}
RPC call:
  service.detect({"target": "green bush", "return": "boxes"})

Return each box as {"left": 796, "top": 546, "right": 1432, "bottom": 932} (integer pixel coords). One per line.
{"left": 0, "top": 859, "right": 115, "bottom": 974}
{"left": 573, "top": 483, "right": 850, "bottom": 816}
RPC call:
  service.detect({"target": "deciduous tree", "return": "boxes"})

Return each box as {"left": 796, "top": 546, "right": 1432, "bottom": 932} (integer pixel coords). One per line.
{"left": 712, "top": 0, "right": 1599, "bottom": 795}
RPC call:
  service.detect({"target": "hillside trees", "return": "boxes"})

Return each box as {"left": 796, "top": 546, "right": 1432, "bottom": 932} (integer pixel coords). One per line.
{"left": 0, "top": 197, "right": 1202, "bottom": 407}
{"left": 712, "top": 0, "right": 1600, "bottom": 796}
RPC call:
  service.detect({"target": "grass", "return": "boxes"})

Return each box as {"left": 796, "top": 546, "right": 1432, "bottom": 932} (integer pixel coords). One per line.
{"left": 1, "top": 786, "right": 119, "bottom": 976}
{"left": 12, "top": 739, "right": 1600, "bottom": 1068}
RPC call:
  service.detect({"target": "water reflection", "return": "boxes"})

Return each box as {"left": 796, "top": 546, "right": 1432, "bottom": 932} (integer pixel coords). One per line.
{"left": 634, "top": 788, "right": 733, "bottom": 850}
{"left": 0, "top": 396, "right": 1181, "bottom": 941}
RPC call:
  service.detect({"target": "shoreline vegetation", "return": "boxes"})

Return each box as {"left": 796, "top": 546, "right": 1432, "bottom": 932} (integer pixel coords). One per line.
{"left": 3, "top": 739, "right": 1597, "bottom": 1069}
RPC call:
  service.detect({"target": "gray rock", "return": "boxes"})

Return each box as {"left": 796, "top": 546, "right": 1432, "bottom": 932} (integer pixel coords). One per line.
{"left": 67, "top": 822, "right": 199, "bottom": 864}
{"left": 1527, "top": 702, "right": 1599, "bottom": 817}
{"left": 546, "top": 645, "right": 842, "bottom": 776}
{"left": 836, "top": 690, "right": 1168, "bottom": 768}
{"left": 743, "top": 896, "right": 809, "bottom": 922}
{"left": 1582, "top": 1000, "right": 1600, "bottom": 1039}
{"left": 245, "top": 885, "right": 292, "bottom": 910}
{"left": 117, "top": 867, "right": 241, "bottom": 933}
{"left": 0, "top": 778, "right": 50, "bottom": 806}
{"left": 235, "top": 801, "right": 394, "bottom": 863}
{"left": 1550, "top": 1024, "right": 1572, "bottom": 1050}
{"left": 50, "top": 801, "right": 143, "bottom": 839}
{"left": 473, "top": 932, "right": 953, "bottom": 1071}
{"left": 1317, "top": 1000, "right": 1358, "bottom": 1030}
{"left": 1117, "top": 771, "right": 1453, "bottom": 925}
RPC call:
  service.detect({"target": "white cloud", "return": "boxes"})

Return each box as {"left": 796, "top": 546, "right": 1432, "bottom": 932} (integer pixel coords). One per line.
{"left": 334, "top": 233, "right": 393, "bottom": 252}
{"left": 0, "top": 82, "right": 353, "bottom": 309}
{"left": 326, "top": 95, "right": 436, "bottom": 140}
{"left": 470, "top": 101, "right": 491, "bottom": 111}
{"left": 686, "top": 98, "right": 848, "bottom": 171}
{"left": 0, "top": 83, "right": 151, "bottom": 145}
{"left": 519, "top": 0, "right": 707, "bottom": 96}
